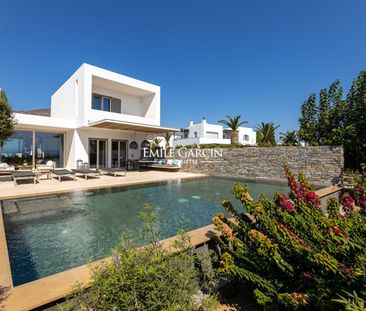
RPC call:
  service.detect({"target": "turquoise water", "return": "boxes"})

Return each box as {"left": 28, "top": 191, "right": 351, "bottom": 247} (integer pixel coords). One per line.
{"left": 2, "top": 177, "right": 288, "bottom": 286}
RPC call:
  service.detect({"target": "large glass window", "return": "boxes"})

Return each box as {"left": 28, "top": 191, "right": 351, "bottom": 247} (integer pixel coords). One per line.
{"left": 92, "top": 94, "right": 121, "bottom": 113}
{"left": 103, "top": 97, "right": 111, "bottom": 111}
{"left": 92, "top": 95, "right": 102, "bottom": 110}
{"left": 35, "top": 132, "right": 64, "bottom": 167}
{"left": 1, "top": 130, "right": 33, "bottom": 166}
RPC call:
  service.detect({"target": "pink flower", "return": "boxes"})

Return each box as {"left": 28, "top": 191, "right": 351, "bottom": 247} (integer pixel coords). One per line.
{"left": 333, "top": 227, "right": 342, "bottom": 235}
{"left": 341, "top": 263, "right": 352, "bottom": 275}
{"left": 276, "top": 194, "right": 295, "bottom": 212}
{"left": 303, "top": 272, "right": 311, "bottom": 280}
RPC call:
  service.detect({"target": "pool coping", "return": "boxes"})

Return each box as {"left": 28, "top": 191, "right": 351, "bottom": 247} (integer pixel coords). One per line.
{"left": 0, "top": 183, "right": 341, "bottom": 310}
{"left": 0, "top": 172, "right": 207, "bottom": 201}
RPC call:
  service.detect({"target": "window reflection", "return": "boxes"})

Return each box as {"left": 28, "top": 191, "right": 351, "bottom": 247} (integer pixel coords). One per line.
{"left": 1, "top": 130, "right": 64, "bottom": 168}
{"left": 35, "top": 132, "right": 64, "bottom": 167}
{"left": 1, "top": 130, "right": 33, "bottom": 166}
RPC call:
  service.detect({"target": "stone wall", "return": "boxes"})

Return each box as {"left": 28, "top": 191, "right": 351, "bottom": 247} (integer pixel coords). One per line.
{"left": 172, "top": 146, "right": 343, "bottom": 186}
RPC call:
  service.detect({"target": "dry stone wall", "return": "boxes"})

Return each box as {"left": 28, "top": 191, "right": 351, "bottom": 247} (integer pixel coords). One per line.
{"left": 171, "top": 146, "right": 343, "bottom": 186}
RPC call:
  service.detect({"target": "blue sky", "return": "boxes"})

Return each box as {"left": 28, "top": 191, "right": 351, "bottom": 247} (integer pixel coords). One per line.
{"left": 0, "top": 1, "right": 365, "bottom": 132}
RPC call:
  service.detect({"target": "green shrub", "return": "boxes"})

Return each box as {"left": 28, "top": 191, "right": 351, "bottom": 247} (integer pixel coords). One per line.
{"left": 333, "top": 290, "right": 366, "bottom": 311}
{"left": 212, "top": 164, "right": 366, "bottom": 310}
{"left": 61, "top": 205, "right": 219, "bottom": 311}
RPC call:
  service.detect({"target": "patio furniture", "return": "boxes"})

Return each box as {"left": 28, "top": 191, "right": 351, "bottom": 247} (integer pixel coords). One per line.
{"left": 16, "top": 164, "right": 33, "bottom": 171}
{"left": 12, "top": 171, "right": 39, "bottom": 186}
{"left": 36, "top": 160, "right": 56, "bottom": 180}
{"left": 50, "top": 169, "right": 76, "bottom": 181}
{"left": 103, "top": 167, "right": 127, "bottom": 178}
{"left": 150, "top": 159, "right": 182, "bottom": 172}
{"left": 0, "top": 163, "right": 15, "bottom": 181}
{"left": 72, "top": 168, "right": 100, "bottom": 179}
{"left": 136, "top": 158, "right": 154, "bottom": 171}
{"left": 127, "top": 160, "right": 137, "bottom": 171}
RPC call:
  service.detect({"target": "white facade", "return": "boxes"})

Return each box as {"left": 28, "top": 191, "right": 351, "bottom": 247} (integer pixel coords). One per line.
{"left": 51, "top": 64, "right": 160, "bottom": 127}
{"left": 7, "top": 64, "right": 177, "bottom": 169}
{"left": 172, "top": 119, "right": 256, "bottom": 147}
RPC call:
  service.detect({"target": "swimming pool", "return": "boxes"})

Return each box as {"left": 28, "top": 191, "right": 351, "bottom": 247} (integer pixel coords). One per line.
{"left": 2, "top": 177, "right": 288, "bottom": 286}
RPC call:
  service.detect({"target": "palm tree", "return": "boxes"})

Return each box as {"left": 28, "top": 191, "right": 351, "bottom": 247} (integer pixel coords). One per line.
{"left": 218, "top": 115, "right": 248, "bottom": 145}
{"left": 151, "top": 138, "right": 162, "bottom": 153}
{"left": 163, "top": 132, "right": 173, "bottom": 149}
{"left": 255, "top": 122, "right": 279, "bottom": 146}
{"left": 279, "top": 130, "right": 299, "bottom": 146}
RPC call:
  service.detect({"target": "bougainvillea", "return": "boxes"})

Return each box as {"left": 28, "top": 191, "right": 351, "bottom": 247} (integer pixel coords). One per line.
{"left": 213, "top": 164, "right": 366, "bottom": 310}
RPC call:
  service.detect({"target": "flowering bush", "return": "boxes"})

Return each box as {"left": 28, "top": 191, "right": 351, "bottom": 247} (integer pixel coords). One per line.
{"left": 213, "top": 164, "right": 366, "bottom": 310}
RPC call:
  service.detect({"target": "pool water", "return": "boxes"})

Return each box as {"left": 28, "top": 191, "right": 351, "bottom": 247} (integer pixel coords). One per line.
{"left": 2, "top": 177, "right": 288, "bottom": 286}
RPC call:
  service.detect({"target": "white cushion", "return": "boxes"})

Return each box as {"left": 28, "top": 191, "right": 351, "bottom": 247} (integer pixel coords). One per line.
{"left": 167, "top": 159, "right": 173, "bottom": 165}
{"left": 0, "top": 163, "right": 9, "bottom": 169}
{"left": 173, "top": 159, "right": 182, "bottom": 167}
{"left": 46, "top": 160, "right": 54, "bottom": 167}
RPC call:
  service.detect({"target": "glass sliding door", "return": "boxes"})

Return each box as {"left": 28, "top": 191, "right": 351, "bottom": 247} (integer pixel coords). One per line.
{"left": 98, "top": 140, "right": 107, "bottom": 168}
{"left": 35, "top": 132, "right": 64, "bottom": 167}
{"left": 1, "top": 130, "right": 33, "bottom": 166}
{"left": 111, "top": 140, "right": 128, "bottom": 168}
{"left": 89, "top": 139, "right": 107, "bottom": 169}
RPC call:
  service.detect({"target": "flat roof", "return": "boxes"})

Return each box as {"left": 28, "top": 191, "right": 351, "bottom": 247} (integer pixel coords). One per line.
{"left": 88, "top": 119, "right": 179, "bottom": 133}
{"left": 16, "top": 108, "right": 51, "bottom": 117}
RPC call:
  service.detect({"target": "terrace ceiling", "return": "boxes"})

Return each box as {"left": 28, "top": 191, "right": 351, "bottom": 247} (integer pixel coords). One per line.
{"left": 88, "top": 119, "right": 179, "bottom": 133}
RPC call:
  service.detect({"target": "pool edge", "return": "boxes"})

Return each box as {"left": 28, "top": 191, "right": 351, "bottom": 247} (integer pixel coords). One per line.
{"left": 0, "top": 184, "right": 340, "bottom": 311}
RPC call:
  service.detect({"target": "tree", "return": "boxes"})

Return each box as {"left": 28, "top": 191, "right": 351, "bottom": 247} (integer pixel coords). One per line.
{"left": 162, "top": 132, "right": 172, "bottom": 149}
{"left": 0, "top": 90, "right": 16, "bottom": 163}
{"left": 255, "top": 122, "right": 279, "bottom": 146}
{"left": 297, "top": 74, "right": 366, "bottom": 169}
{"left": 318, "top": 88, "right": 330, "bottom": 144}
{"left": 326, "top": 80, "right": 347, "bottom": 146}
{"left": 151, "top": 138, "right": 162, "bottom": 153}
{"left": 298, "top": 93, "right": 318, "bottom": 145}
{"left": 218, "top": 115, "right": 248, "bottom": 145}
{"left": 279, "top": 130, "right": 299, "bottom": 146}
{"left": 345, "top": 71, "right": 366, "bottom": 169}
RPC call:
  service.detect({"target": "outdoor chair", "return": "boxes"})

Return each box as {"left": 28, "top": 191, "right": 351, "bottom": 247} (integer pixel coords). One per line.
{"left": 0, "top": 162, "right": 15, "bottom": 180}
{"left": 36, "top": 160, "right": 56, "bottom": 179}
{"left": 50, "top": 169, "right": 76, "bottom": 182}
{"left": 72, "top": 168, "right": 101, "bottom": 179}
{"left": 102, "top": 167, "right": 127, "bottom": 178}
{"left": 12, "top": 170, "right": 39, "bottom": 186}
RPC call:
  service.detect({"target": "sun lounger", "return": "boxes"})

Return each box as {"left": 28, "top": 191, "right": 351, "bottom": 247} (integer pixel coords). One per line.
{"left": 51, "top": 169, "right": 76, "bottom": 181}
{"left": 0, "top": 163, "right": 15, "bottom": 180}
{"left": 12, "top": 171, "right": 39, "bottom": 186}
{"left": 72, "top": 168, "right": 100, "bottom": 179}
{"left": 103, "top": 167, "right": 127, "bottom": 178}
{"left": 36, "top": 161, "right": 55, "bottom": 179}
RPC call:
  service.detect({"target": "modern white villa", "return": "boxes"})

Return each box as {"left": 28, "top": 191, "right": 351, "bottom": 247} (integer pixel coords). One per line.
{"left": 172, "top": 118, "right": 256, "bottom": 147}
{"left": 2, "top": 64, "right": 178, "bottom": 169}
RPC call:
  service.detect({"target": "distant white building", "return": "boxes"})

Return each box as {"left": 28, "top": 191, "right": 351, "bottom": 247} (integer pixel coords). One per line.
{"left": 172, "top": 118, "right": 256, "bottom": 147}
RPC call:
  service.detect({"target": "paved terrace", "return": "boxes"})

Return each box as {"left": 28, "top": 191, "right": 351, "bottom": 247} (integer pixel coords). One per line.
{"left": 0, "top": 170, "right": 206, "bottom": 201}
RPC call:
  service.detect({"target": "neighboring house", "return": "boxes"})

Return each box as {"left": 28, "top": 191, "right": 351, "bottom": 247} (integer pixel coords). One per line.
{"left": 172, "top": 118, "right": 256, "bottom": 147}
{"left": 1, "top": 64, "right": 178, "bottom": 169}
